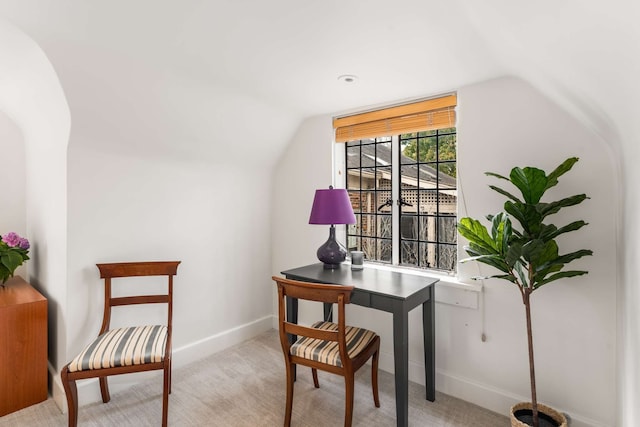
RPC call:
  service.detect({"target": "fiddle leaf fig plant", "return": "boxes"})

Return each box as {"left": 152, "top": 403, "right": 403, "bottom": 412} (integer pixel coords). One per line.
{"left": 456, "top": 157, "right": 592, "bottom": 427}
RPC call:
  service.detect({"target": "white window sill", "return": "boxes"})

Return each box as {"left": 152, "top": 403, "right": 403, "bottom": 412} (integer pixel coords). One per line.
{"left": 346, "top": 261, "right": 482, "bottom": 309}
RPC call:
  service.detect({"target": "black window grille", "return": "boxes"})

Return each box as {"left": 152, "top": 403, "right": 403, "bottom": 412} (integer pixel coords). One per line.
{"left": 345, "top": 128, "right": 457, "bottom": 272}
{"left": 345, "top": 137, "right": 393, "bottom": 264}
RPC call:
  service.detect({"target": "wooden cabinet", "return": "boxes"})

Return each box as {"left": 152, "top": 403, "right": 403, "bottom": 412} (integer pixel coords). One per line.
{"left": 0, "top": 276, "right": 48, "bottom": 416}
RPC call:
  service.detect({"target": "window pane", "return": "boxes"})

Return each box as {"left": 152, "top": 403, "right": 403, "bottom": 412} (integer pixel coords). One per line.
{"left": 438, "top": 161, "right": 457, "bottom": 180}
{"left": 438, "top": 133, "right": 456, "bottom": 161}
{"left": 379, "top": 239, "right": 392, "bottom": 262}
{"left": 362, "top": 238, "right": 376, "bottom": 260}
{"left": 439, "top": 193, "right": 457, "bottom": 213}
{"left": 420, "top": 242, "right": 437, "bottom": 269}
{"left": 347, "top": 145, "right": 360, "bottom": 168}
{"left": 348, "top": 216, "right": 360, "bottom": 234}
{"left": 418, "top": 192, "right": 439, "bottom": 214}
{"left": 401, "top": 215, "right": 417, "bottom": 240}
{"left": 346, "top": 235, "right": 360, "bottom": 253}
{"left": 379, "top": 215, "right": 392, "bottom": 238}
{"left": 400, "top": 149, "right": 416, "bottom": 165}
{"left": 348, "top": 191, "right": 361, "bottom": 213}
{"left": 377, "top": 166, "right": 392, "bottom": 189}
{"left": 346, "top": 174, "right": 359, "bottom": 190}
{"left": 400, "top": 164, "right": 417, "bottom": 180}
{"left": 360, "top": 191, "right": 375, "bottom": 213}
{"left": 402, "top": 135, "right": 440, "bottom": 163}
{"left": 419, "top": 215, "right": 436, "bottom": 241}
{"left": 362, "top": 215, "right": 376, "bottom": 236}
{"left": 360, "top": 145, "right": 376, "bottom": 167}
{"left": 439, "top": 216, "right": 457, "bottom": 244}
{"left": 360, "top": 169, "right": 376, "bottom": 189}
{"left": 438, "top": 244, "right": 457, "bottom": 271}
{"left": 417, "top": 165, "right": 439, "bottom": 190}
{"left": 399, "top": 189, "right": 417, "bottom": 214}
{"left": 401, "top": 241, "right": 418, "bottom": 265}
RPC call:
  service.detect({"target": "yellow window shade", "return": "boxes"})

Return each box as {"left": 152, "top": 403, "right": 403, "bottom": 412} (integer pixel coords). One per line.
{"left": 333, "top": 94, "right": 457, "bottom": 143}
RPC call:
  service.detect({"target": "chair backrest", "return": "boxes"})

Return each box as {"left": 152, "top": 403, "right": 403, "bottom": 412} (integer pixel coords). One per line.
{"left": 272, "top": 276, "right": 354, "bottom": 365}
{"left": 97, "top": 261, "right": 181, "bottom": 336}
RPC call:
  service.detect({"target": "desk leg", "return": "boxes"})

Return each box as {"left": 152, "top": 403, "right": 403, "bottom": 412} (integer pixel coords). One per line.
{"left": 393, "top": 309, "right": 409, "bottom": 427}
{"left": 423, "top": 284, "right": 435, "bottom": 401}
{"left": 323, "top": 302, "right": 333, "bottom": 322}
{"left": 286, "top": 296, "right": 298, "bottom": 380}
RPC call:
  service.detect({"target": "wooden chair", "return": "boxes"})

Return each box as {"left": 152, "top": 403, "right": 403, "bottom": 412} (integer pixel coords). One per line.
{"left": 272, "top": 276, "right": 380, "bottom": 427}
{"left": 61, "top": 261, "right": 180, "bottom": 427}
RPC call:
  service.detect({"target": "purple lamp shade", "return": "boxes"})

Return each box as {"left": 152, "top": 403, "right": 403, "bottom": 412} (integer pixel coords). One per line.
{"left": 309, "top": 186, "right": 356, "bottom": 269}
{"left": 309, "top": 187, "right": 356, "bottom": 225}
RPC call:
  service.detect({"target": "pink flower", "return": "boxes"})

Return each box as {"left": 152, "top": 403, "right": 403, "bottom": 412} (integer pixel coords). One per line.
{"left": 1, "top": 232, "right": 20, "bottom": 247}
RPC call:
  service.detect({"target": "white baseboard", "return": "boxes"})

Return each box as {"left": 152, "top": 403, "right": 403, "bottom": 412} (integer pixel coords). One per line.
{"left": 49, "top": 362, "right": 67, "bottom": 414}
{"left": 377, "top": 349, "right": 608, "bottom": 427}
{"left": 50, "top": 315, "right": 273, "bottom": 413}
{"left": 172, "top": 315, "right": 273, "bottom": 367}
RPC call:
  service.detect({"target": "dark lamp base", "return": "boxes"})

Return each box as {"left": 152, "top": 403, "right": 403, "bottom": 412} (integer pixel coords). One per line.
{"left": 317, "top": 225, "right": 347, "bottom": 270}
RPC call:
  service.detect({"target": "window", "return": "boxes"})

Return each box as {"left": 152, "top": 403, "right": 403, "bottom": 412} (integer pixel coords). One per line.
{"left": 335, "top": 95, "right": 457, "bottom": 273}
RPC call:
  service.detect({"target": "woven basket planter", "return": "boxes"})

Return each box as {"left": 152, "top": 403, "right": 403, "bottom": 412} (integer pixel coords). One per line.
{"left": 510, "top": 402, "right": 567, "bottom": 427}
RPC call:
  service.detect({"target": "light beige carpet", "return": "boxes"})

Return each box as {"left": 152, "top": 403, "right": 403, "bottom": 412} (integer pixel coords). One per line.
{"left": 1, "top": 329, "right": 508, "bottom": 426}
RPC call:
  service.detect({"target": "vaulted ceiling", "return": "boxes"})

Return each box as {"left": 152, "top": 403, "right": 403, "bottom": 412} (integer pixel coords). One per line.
{"left": 1, "top": 0, "right": 637, "bottom": 164}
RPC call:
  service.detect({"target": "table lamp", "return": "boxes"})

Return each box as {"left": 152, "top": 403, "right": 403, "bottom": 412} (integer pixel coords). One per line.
{"left": 309, "top": 186, "right": 356, "bottom": 269}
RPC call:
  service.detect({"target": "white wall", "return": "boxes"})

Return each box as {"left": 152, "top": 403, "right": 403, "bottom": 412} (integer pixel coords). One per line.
{"left": 0, "top": 19, "right": 70, "bottom": 386}
{"left": 272, "top": 76, "right": 617, "bottom": 427}
{"left": 65, "top": 144, "right": 274, "bottom": 404}
{"left": 0, "top": 111, "right": 27, "bottom": 280}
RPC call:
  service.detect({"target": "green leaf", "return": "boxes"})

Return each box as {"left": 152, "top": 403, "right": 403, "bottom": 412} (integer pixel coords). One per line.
{"left": 485, "top": 171, "right": 510, "bottom": 181}
{"left": 513, "top": 260, "right": 529, "bottom": 287}
{"left": 543, "top": 221, "right": 588, "bottom": 240}
{"left": 521, "top": 239, "right": 558, "bottom": 265}
{"left": 491, "top": 213, "right": 512, "bottom": 254}
{"left": 545, "top": 157, "right": 579, "bottom": 190}
{"left": 505, "top": 202, "right": 543, "bottom": 235}
{"left": 538, "top": 194, "right": 589, "bottom": 218}
{"left": 522, "top": 240, "right": 559, "bottom": 269}
{"left": 471, "top": 273, "right": 524, "bottom": 284}
{"left": 532, "top": 248, "right": 592, "bottom": 284}
{"left": 504, "top": 241, "right": 523, "bottom": 268}
{"left": 533, "top": 263, "right": 564, "bottom": 284}
{"left": 0, "top": 263, "right": 10, "bottom": 283}
{"left": 537, "top": 224, "right": 558, "bottom": 241}
{"left": 504, "top": 201, "right": 527, "bottom": 230}
{"left": 457, "top": 218, "right": 498, "bottom": 254}
{"left": 510, "top": 166, "right": 548, "bottom": 204}
{"left": 488, "top": 185, "right": 522, "bottom": 203}
{"left": 554, "top": 249, "right": 593, "bottom": 265}
{"left": 534, "top": 270, "right": 588, "bottom": 288}
{"left": 459, "top": 252, "right": 510, "bottom": 274}
{"left": 465, "top": 243, "right": 494, "bottom": 256}
{"left": 1, "top": 250, "right": 24, "bottom": 273}
{"left": 492, "top": 274, "right": 518, "bottom": 283}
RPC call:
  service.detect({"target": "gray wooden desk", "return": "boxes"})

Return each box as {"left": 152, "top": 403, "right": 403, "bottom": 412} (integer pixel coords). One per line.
{"left": 281, "top": 263, "right": 438, "bottom": 427}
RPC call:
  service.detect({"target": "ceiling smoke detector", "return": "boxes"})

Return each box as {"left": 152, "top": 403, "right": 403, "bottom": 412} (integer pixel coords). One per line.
{"left": 337, "top": 75, "right": 358, "bottom": 84}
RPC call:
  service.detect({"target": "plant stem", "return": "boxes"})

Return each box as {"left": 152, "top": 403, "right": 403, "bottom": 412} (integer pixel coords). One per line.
{"left": 524, "top": 289, "right": 539, "bottom": 427}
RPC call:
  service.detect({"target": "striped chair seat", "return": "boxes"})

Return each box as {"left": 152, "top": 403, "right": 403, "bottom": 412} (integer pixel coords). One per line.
{"left": 290, "top": 321, "right": 377, "bottom": 367}
{"left": 68, "top": 325, "right": 168, "bottom": 373}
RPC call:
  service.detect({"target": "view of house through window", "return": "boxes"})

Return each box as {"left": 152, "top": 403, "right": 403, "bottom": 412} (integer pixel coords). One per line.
{"left": 345, "top": 127, "right": 457, "bottom": 272}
